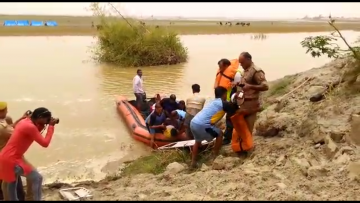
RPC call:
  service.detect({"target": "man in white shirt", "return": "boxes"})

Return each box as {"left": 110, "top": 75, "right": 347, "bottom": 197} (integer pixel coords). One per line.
{"left": 183, "top": 84, "right": 206, "bottom": 139}
{"left": 133, "top": 69, "right": 145, "bottom": 110}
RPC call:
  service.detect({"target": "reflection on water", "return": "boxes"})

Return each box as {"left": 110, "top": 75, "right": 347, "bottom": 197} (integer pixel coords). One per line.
{"left": 0, "top": 31, "right": 358, "bottom": 182}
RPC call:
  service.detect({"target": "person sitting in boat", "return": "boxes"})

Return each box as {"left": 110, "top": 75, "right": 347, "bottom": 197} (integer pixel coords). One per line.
{"left": 160, "top": 94, "right": 179, "bottom": 116}
{"left": 147, "top": 102, "right": 167, "bottom": 147}
{"left": 175, "top": 100, "right": 186, "bottom": 120}
{"left": 163, "top": 111, "right": 183, "bottom": 138}
{"left": 175, "top": 109, "right": 186, "bottom": 121}
{"left": 163, "top": 125, "right": 179, "bottom": 138}
{"left": 150, "top": 94, "right": 161, "bottom": 112}
{"left": 164, "top": 111, "right": 181, "bottom": 130}
{"left": 177, "top": 100, "right": 186, "bottom": 112}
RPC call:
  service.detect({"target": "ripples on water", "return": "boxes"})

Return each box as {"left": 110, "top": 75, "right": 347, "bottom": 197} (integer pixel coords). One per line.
{"left": 0, "top": 31, "right": 359, "bottom": 182}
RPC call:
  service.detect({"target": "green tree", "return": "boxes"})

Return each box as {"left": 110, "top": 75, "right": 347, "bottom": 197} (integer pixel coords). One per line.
{"left": 89, "top": 3, "right": 188, "bottom": 67}
{"left": 300, "top": 16, "right": 360, "bottom": 84}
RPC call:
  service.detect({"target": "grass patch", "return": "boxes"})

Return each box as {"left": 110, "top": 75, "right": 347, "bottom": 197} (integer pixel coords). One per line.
{"left": 121, "top": 150, "right": 188, "bottom": 176}
{"left": 266, "top": 76, "right": 296, "bottom": 97}
{"left": 121, "top": 146, "right": 229, "bottom": 177}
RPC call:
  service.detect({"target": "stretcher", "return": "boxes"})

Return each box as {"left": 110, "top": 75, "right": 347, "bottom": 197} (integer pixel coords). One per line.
{"left": 157, "top": 138, "right": 215, "bottom": 150}
{"left": 59, "top": 187, "right": 92, "bottom": 201}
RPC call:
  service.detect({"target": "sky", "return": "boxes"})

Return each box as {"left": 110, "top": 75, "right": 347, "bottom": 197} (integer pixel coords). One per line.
{"left": 0, "top": 3, "right": 359, "bottom": 19}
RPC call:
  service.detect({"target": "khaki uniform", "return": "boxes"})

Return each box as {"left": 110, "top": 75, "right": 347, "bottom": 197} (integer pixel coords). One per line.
{"left": 0, "top": 119, "right": 33, "bottom": 201}
{"left": 240, "top": 63, "right": 267, "bottom": 133}
{"left": 0, "top": 119, "right": 13, "bottom": 150}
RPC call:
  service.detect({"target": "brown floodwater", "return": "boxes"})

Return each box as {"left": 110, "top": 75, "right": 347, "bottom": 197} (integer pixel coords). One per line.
{"left": 0, "top": 31, "right": 358, "bottom": 183}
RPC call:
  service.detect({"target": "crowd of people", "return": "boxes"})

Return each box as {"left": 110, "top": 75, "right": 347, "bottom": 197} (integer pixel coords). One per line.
{"left": 133, "top": 51, "right": 269, "bottom": 168}
{"left": 0, "top": 51, "right": 268, "bottom": 201}
{"left": 0, "top": 50, "right": 267, "bottom": 201}
{"left": 145, "top": 94, "right": 188, "bottom": 146}
{"left": 0, "top": 104, "right": 58, "bottom": 201}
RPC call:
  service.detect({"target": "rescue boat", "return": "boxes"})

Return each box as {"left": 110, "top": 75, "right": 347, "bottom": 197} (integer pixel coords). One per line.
{"left": 115, "top": 96, "right": 189, "bottom": 148}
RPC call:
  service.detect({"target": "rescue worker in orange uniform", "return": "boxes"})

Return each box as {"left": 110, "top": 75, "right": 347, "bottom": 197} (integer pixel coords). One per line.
{"left": 230, "top": 52, "right": 268, "bottom": 153}
{"left": 214, "top": 59, "right": 240, "bottom": 101}
{"left": 214, "top": 58, "right": 241, "bottom": 145}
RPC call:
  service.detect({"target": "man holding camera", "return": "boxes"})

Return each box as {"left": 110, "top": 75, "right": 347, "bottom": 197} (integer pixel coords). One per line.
{"left": 0, "top": 107, "right": 58, "bottom": 201}
{"left": 0, "top": 102, "right": 35, "bottom": 201}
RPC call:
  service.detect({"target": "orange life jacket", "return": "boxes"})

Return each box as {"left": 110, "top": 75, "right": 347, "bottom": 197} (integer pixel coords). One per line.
{"left": 214, "top": 59, "right": 239, "bottom": 90}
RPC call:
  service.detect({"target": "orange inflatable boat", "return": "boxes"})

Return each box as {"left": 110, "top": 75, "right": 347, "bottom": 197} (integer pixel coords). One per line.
{"left": 115, "top": 96, "right": 189, "bottom": 148}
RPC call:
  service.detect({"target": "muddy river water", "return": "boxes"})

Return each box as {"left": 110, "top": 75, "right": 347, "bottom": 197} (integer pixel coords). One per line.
{"left": 0, "top": 31, "right": 358, "bottom": 183}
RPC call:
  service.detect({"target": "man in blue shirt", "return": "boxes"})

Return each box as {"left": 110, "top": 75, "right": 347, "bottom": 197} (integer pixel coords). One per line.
{"left": 190, "top": 86, "right": 238, "bottom": 168}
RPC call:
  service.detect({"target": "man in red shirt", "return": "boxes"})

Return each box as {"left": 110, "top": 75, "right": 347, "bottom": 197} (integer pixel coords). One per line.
{"left": 0, "top": 102, "right": 33, "bottom": 201}
{"left": 0, "top": 107, "right": 58, "bottom": 201}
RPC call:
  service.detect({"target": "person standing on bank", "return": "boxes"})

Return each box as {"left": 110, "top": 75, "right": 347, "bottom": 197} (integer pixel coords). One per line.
{"left": 133, "top": 69, "right": 145, "bottom": 111}
{"left": 0, "top": 102, "right": 32, "bottom": 201}
{"left": 238, "top": 52, "right": 268, "bottom": 135}
{"left": 183, "top": 84, "right": 206, "bottom": 139}
{"left": 214, "top": 59, "right": 242, "bottom": 145}
{"left": 190, "top": 86, "right": 239, "bottom": 168}
{"left": 0, "top": 107, "right": 58, "bottom": 201}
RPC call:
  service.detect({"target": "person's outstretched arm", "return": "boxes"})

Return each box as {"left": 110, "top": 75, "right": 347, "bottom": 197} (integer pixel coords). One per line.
{"left": 29, "top": 125, "right": 54, "bottom": 148}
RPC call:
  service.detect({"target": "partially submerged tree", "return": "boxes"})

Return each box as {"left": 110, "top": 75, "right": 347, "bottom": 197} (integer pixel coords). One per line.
{"left": 89, "top": 3, "right": 188, "bottom": 67}
{"left": 300, "top": 16, "right": 360, "bottom": 84}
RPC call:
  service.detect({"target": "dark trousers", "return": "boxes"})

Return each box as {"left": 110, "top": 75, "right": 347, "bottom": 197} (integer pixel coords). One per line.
{"left": 223, "top": 117, "right": 233, "bottom": 144}
{"left": 134, "top": 93, "right": 145, "bottom": 102}
{"left": 184, "top": 113, "right": 195, "bottom": 139}
{"left": 0, "top": 176, "right": 25, "bottom": 201}
{"left": 134, "top": 93, "right": 145, "bottom": 109}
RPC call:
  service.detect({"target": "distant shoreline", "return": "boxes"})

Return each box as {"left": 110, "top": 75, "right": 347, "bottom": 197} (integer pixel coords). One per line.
{"left": 0, "top": 25, "right": 358, "bottom": 36}
{"left": 1, "top": 14, "right": 359, "bottom": 22}
{"left": 0, "top": 15, "right": 359, "bottom": 36}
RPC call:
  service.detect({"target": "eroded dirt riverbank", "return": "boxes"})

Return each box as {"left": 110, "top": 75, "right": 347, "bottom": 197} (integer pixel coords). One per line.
{"left": 43, "top": 58, "right": 360, "bottom": 200}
